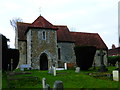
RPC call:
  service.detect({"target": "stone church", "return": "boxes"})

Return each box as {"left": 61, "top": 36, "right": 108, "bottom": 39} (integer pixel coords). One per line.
{"left": 16, "top": 15, "right": 108, "bottom": 70}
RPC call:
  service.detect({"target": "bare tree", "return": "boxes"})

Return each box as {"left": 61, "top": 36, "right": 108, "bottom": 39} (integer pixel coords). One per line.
{"left": 10, "top": 18, "right": 23, "bottom": 30}
{"left": 10, "top": 18, "right": 23, "bottom": 49}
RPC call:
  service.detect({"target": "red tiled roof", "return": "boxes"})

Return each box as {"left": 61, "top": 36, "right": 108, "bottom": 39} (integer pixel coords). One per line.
{"left": 17, "top": 16, "right": 108, "bottom": 50}
{"left": 17, "top": 16, "right": 57, "bottom": 40}
{"left": 17, "top": 22, "right": 31, "bottom": 40}
{"left": 71, "top": 32, "right": 108, "bottom": 50}
{"left": 108, "top": 47, "right": 120, "bottom": 56}
{"left": 55, "top": 25, "right": 74, "bottom": 42}
{"left": 30, "top": 16, "right": 57, "bottom": 30}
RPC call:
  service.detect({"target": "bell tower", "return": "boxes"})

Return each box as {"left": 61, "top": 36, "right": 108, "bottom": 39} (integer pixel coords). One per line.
{"left": 26, "top": 16, "right": 58, "bottom": 69}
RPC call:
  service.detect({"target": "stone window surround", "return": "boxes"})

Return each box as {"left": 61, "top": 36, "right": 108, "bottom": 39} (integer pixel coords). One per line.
{"left": 42, "top": 31, "right": 46, "bottom": 40}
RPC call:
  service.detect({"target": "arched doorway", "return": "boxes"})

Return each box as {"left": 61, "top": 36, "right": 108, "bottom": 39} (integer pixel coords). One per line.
{"left": 40, "top": 53, "right": 48, "bottom": 70}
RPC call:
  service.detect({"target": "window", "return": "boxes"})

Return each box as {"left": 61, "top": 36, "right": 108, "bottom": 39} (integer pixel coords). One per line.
{"left": 42, "top": 31, "right": 46, "bottom": 40}
{"left": 58, "top": 48, "right": 61, "bottom": 60}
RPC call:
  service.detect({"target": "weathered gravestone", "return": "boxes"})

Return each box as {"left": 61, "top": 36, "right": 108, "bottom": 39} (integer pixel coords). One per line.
{"left": 48, "top": 67, "right": 54, "bottom": 74}
{"left": 116, "top": 61, "right": 119, "bottom": 69}
{"left": 113, "top": 70, "right": 119, "bottom": 81}
{"left": 48, "top": 66, "right": 56, "bottom": 76}
{"left": 64, "top": 63, "right": 67, "bottom": 70}
{"left": 42, "top": 78, "right": 50, "bottom": 90}
{"left": 98, "top": 50, "right": 108, "bottom": 72}
{"left": 115, "top": 61, "right": 120, "bottom": 72}
{"left": 42, "top": 78, "right": 46, "bottom": 88}
{"left": 75, "top": 67, "right": 80, "bottom": 73}
{"left": 53, "top": 67, "right": 56, "bottom": 76}
{"left": 45, "top": 84, "right": 50, "bottom": 90}
{"left": 53, "top": 81, "right": 64, "bottom": 90}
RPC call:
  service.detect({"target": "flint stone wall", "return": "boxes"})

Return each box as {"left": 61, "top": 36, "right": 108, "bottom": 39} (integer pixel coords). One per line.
{"left": 57, "top": 42, "right": 76, "bottom": 67}
{"left": 18, "top": 41, "right": 27, "bottom": 66}
{"left": 27, "top": 29, "right": 58, "bottom": 69}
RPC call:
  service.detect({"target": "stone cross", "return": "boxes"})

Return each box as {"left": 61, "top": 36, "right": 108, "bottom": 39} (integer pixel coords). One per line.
{"left": 64, "top": 63, "right": 67, "bottom": 70}
{"left": 39, "top": 7, "right": 42, "bottom": 16}
{"left": 42, "top": 78, "right": 46, "bottom": 88}
{"left": 113, "top": 70, "right": 119, "bottom": 81}
{"left": 98, "top": 50, "right": 105, "bottom": 66}
{"left": 98, "top": 50, "right": 108, "bottom": 72}
{"left": 53, "top": 80, "right": 64, "bottom": 90}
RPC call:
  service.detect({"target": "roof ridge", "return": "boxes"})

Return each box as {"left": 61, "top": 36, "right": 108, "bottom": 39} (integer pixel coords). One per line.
{"left": 54, "top": 25, "right": 67, "bottom": 27}
{"left": 71, "top": 31, "right": 98, "bottom": 34}
{"left": 17, "top": 22, "right": 31, "bottom": 25}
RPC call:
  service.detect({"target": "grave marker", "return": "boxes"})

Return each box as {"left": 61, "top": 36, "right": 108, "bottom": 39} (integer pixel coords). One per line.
{"left": 64, "top": 63, "right": 67, "bottom": 70}
{"left": 53, "top": 80, "right": 64, "bottom": 90}
{"left": 42, "top": 78, "right": 46, "bottom": 88}
{"left": 45, "top": 84, "right": 50, "bottom": 90}
{"left": 53, "top": 67, "right": 56, "bottom": 76}
{"left": 116, "top": 61, "right": 119, "bottom": 68}
{"left": 48, "top": 67, "right": 54, "bottom": 74}
{"left": 98, "top": 50, "right": 108, "bottom": 72}
{"left": 75, "top": 67, "right": 80, "bottom": 73}
{"left": 113, "top": 70, "right": 119, "bottom": 81}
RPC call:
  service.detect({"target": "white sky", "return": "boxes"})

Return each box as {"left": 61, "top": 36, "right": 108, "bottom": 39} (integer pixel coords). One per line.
{"left": 0, "top": 0, "right": 119, "bottom": 49}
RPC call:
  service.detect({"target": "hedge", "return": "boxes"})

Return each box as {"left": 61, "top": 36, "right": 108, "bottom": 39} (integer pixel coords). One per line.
{"left": 74, "top": 46, "right": 96, "bottom": 70}
{"left": 108, "top": 56, "right": 120, "bottom": 66}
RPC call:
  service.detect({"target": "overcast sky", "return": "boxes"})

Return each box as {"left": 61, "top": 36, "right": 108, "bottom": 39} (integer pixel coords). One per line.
{"left": 0, "top": 0, "right": 119, "bottom": 49}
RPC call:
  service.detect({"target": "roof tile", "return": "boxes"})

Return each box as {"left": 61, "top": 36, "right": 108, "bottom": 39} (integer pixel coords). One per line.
{"left": 71, "top": 32, "right": 108, "bottom": 50}
{"left": 55, "top": 25, "right": 74, "bottom": 42}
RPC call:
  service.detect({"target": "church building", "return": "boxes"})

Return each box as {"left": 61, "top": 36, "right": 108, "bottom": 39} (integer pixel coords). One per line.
{"left": 16, "top": 16, "right": 108, "bottom": 70}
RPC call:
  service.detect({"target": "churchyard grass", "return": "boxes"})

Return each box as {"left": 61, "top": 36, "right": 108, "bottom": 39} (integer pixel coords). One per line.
{"left": 2, "top": 66, "right": 120, "bottom": 89}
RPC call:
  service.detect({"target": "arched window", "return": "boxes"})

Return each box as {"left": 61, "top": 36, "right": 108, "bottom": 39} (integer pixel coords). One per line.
{"left": 58, "top": 48, "right": 61, "bottom": 60}
{"left": 42, "top": 31, "right": 46, "bottom": 40}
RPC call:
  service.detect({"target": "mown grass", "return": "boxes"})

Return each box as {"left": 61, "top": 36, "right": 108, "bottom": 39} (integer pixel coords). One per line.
{"left": 2, "top": 66, "right": 120, "bottom": 89}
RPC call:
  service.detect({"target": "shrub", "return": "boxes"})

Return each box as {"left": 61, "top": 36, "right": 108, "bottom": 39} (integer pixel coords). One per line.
{"left": 74, "top": 46, "right": 96, "bottom": 70}
{"left": 108, "top": 56, "right": 120, "bottom": 66}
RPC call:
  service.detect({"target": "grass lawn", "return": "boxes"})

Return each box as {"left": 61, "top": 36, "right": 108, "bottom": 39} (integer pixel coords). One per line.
{"left": 2, "top": 66, "right": 120, "bottom": 89}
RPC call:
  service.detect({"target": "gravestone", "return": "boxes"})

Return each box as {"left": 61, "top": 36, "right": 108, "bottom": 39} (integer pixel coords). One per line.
{"left": 53, "top": 81, "right": 64, "bottom": 90}
{"left": 115, "top": 61, "right": 120, "bottom": 70}
{"left": 53, "top": 67, "right": 56, "bottom": 76}
{"left": 45, "top": 84, "right": 50, "bottom": 90}
{"left": 75, "top": 67, "right": 80, "bottom": 73}
{"left": 116, "top": 61, "right": 119, "bottom": 69}
{"left": 113, "top": 70, "right": 119, "bottom": 81}
{"left": 42, "top": 78, "right": 46, "bottom": 88}
{"left": 64, "top": 63, "right": 67, "bottom": 70}
{"left": 48, "top": 67, "right": 54, "bottom": 74}
{"left": 115, "top": 61, "right": 120, "bottom": 72}
{"left": 98, "top": 50, "right": 108, "bottom": 72}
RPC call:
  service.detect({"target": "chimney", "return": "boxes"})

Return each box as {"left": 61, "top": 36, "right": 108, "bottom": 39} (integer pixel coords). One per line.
{"left": 112, "top": 44, "right": 116, "bottom": 49}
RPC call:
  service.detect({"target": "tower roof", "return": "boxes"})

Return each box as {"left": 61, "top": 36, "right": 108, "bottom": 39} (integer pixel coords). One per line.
{"left": 29, "top": 16, "right": 57, "bottom": 30}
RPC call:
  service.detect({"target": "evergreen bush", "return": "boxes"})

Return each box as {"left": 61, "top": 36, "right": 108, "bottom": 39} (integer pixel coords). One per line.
{"left": 74, "top": 46, "right": 96, "bottom": 70}
{"left": 108, "top": 56, "right": 120, "bottom": 66}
